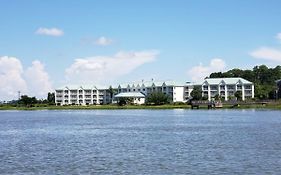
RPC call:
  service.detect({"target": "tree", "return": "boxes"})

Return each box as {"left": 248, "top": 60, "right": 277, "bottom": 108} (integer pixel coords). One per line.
{"left": 47, "top": 92, "right": 55, "bottom": 105}
{"left": 18, "top": 95, "right": 37, "bottom": 107}
{"left": 208, "top": 65, "right": 281, "bottom": 100}
{"left": 108, "top": 86, "right": 116, "bottom": 99}
{"left": 118, "top": 97, "right": 133, "bottom": 106}
{"left": 146, "top": 92, "right": 170, "bottom": 105}
{"left": 234, "top": 91, "right": 242, "bottom": 101}
{"left": 190, "top": 86, "right": 202, "bottom": 100}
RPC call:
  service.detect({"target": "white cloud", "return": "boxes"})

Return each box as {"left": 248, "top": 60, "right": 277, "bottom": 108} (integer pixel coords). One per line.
{"left": 276, "top": 33, "right": 281, "bottom": 40}
{"left": 35, "top": 27, "right": 64, "bottom": 36}
{"left": 0, "top": 56, "right": 27, "bottom": 101}
{"left": 188, "top": 58, "right": 226, "bottom": 82}
{"left": 65, "top": 50, "right": 159, "bottom": 84}
{"left": 95, "top": 36, "right": 113, "bottom": 46}
{"left": 249, "top": 47, "right": 281, "bottom": 62}
{"left": 0, "top": 57, "right": 53, "bottom": 101}
{"left": 249, "top": 33, "right": 281, "bottom": 63}
{"left": 24, "top": 60, "right": 53, "bottom": 98}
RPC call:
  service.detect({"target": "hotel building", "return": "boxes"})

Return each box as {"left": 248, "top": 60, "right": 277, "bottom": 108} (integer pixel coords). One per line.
{"left": 198, "top": 77, "right": 254, "bottom": 101}
{"left": 54, "top": 78, "right": 254, "bottom": 105}
{"left": 55, "top": 81, "right": 193, "bottom": 106}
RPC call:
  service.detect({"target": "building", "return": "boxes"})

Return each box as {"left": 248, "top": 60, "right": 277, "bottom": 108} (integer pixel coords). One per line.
{"left": 115, "top": 80, "right": 193, "bottom": 103}
{"left": 54, "top": 78, "right": 255, "bottom": 105}
{"left": 55, "top": 80, "right": 194, "bottom": 105}
{"left": 197, "top": 77, "right": 254, "bottom": 101}
{"left": 114, "top": 92, "right": 146, "bottom": 105}
{"left": 55, "top": 85, "right": 112, "bottom": 106}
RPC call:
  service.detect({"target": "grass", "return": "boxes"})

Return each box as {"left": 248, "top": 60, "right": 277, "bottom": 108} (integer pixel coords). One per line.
{"left": 1, "top": 101, "right": 281, "bottom": 110}
{"left": 0, "top": 104, "right": 191, "bottom": 110}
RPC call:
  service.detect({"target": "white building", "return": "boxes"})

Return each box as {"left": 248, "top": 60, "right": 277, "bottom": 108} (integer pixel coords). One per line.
{"left": 116, "top": 80, "right": 193, "bottom": 103}
{"left": 54, "top": 78, "right": 254, "bottom": 105}
{"left": 114, "top": 92, "right": 146, "bottom": 105}
{"left": 55, "top": 80, "right": 194, "bottom": 105}
{"left": 197, "top": 77, "right": 254, "bottom": 101}
{"left": 55, "top": 85, "right": 112, "bottom": 106}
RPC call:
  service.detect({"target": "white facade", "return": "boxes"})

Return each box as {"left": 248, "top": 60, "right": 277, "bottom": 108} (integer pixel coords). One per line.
{"left": 198, "top": 78, "right": 254, "bottom": 101}
{"left": 55, "top": 85, "right": 112, "bottom": 106}
{"left": 116, "top": 80, "right": 193, "bottom": 103}
{"left": 114, "top": 92, "right": 146, "bottom": 105}
{"left": 54, "top": 78, "right": 255, "bottom": 105}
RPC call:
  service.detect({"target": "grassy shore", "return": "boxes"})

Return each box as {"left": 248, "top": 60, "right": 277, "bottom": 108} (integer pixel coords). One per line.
{"left": 1, "top": 101, "right": 281, "bottom": 110}
{"left": 0, "top": 104, "right": 191, "bottom": 110}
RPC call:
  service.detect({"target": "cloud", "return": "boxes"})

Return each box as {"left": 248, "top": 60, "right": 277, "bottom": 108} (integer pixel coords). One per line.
{"left": 65, "top": 50, "right": 159, "bottom": 84}
{"left": 95, "top": 36, "right": 113, "bottom": 46}
{"left": 0, "top": 56, "right": 53, "bottom": 101}
{"left": 249, "top": 33, "right": 281, "bottom": 63}
{"left": 249, "top": 47, "right": 281, "bottom": 62}
{"left": 24, "top": 60, "right": 53, "bottom": 98}
{"left": 188, "top": 58, "right": 226, "bottom": 82}
{"left": 276, "top": 33, "right": 281, "bottom": 40}
{"left": 35, "top": 27, "right": 64, "bottom": 36}
{"left": 0, "top": 56, "right": 27, "bottom": 101}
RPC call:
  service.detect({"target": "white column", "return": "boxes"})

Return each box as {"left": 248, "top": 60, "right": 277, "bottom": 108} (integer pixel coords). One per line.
{"left": 62, "top": 90, "right": 65, "bottom": 105}
{"left": 252, "top": 84, "right": 255, "bottom": 99}
{"left": 242, "top": 85, "right": 245, "bottom": 101}
{"left": 208, "top": 85, "right": 211, "bottom": 101}
{"left": 75, "top": 90, "right": 77, "bottom": 105}
{"left": 225, "top": 85, "right": 228, "bottom": 101}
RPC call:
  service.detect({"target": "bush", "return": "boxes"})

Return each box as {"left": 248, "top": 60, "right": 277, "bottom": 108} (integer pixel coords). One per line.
{"left": 146, "top": 92, "right": 170, "bottom": 105}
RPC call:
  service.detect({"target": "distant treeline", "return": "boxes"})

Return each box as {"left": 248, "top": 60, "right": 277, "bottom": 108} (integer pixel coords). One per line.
{"left": 209, "top": 65, "right": 281, "bottom": 99}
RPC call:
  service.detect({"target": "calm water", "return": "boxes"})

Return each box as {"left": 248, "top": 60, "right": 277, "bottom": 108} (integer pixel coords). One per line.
{"left": 0, "top": 109, "right": 281, "bottom": 174}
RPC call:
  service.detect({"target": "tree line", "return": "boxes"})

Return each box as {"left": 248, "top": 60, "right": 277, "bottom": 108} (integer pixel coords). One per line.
{"left": 209, "top": 65, "right": 281, "bottom": 99}
{"left": 17, "top": 92, "right": 55, "bottom": 107}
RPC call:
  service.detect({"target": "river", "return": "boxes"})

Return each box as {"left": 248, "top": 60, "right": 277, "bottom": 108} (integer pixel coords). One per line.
{"left": 0, "top": 109, "right": 280, "bottom": 174}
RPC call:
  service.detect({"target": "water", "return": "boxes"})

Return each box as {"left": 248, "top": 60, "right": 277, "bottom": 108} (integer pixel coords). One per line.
{"left": 0, "top": 109, "right": 281, "bottom": 174}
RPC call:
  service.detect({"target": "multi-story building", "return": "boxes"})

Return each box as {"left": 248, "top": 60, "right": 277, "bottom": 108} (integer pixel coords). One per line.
{"left": 55, "top": 81, "right": 194, "bottom": 105}
{"left": 54, "top": 78, "right": 254, "bottom": 105}
{"left": 197, "top": 77, "right": 254, "bottom": 101}
{"left": 116, "top": 80, "right": 193, "bottom": 103}
{"left": 55, "top": 85, "right": 112, "bottom": 106}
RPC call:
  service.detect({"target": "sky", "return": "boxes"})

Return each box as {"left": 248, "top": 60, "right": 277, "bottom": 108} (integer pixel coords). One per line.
{"left": 1, "top": 0, "right": 281, "bottom": 100}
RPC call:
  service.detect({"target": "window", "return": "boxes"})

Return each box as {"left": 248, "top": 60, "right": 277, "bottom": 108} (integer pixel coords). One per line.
{"left": 245, "top": 85, "right": 251, "bottom": 89}
{"left": 203, "top": 86, "right": 208, "bottom": 90}
{"left": 237, "top": 85, "right": 242, "bottom": 90}
{"left": 210, "top": 85, "right": 218, "bottom": 91}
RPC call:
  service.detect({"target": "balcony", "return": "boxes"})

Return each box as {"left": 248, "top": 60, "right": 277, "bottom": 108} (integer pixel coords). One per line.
{"left": 244, "top": 85, "right": 252, "bottom": 90}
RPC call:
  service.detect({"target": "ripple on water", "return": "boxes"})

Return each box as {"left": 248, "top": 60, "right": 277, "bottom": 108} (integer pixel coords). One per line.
{"left": 0, "top": 109, "right": 281, "bottom": 174}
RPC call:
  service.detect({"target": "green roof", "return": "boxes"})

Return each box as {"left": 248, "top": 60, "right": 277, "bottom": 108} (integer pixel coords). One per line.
{"left": 114, "top": 92, "right": 145, "bottom": 98}
{"left": 202, "top": 77, "right": 253, "bottom": 85}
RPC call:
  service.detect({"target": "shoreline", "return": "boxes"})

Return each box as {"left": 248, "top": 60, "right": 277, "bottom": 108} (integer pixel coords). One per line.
{"left": 1, "top": 103, "right": 281, "bottom": 110}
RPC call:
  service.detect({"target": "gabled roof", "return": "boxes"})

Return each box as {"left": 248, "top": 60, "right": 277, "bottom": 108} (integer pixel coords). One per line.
{"left": 201, "top": 77, "right": 252, "bottom": 85}
{"left": 164, "top": 80, "right": 186, "bottom": 86}
{"left": 114, "top": 92, "right": 145, "bottom": 98}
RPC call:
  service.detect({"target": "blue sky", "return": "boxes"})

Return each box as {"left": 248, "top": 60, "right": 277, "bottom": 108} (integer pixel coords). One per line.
{"left": 1, "top": 0, "right": 281, "bottom": 100}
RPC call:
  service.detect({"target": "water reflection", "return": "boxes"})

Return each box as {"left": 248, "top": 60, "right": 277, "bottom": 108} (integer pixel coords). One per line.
{"left": 0, "top": 109, "right": 281, "bottom": 174}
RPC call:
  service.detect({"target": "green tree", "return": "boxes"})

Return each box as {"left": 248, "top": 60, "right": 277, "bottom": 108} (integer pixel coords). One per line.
{"left": 19, "top": 95, "right": 37, "bottom": 107}
{"left": 146, "top": 92, "right": 170, "bottom": 105}
{"left": 118, "top": 97, "right": 133, "bottom": 106}
{"left": 234, "top": 91, "right": 242, "bottom": 101}
{"left": 108, "top": 86, "right": 116, "bottom": 99}
{"left": 47, "top": 92, "right": 55, "bottom": 105}
{"left": 190, "top": 86, "right": 202, "bottom": 100}
{"left": 208, "top": 65, "right": 281, "bottom": 100}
